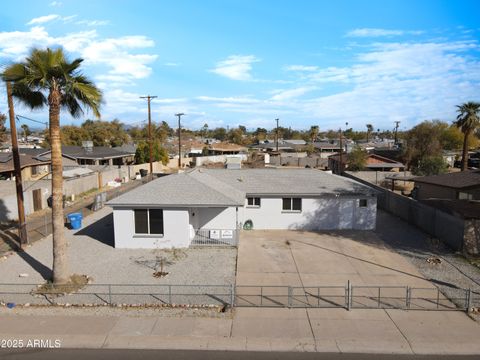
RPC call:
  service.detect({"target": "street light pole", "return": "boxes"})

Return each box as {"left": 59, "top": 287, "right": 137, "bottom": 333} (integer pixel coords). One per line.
{"left": 6, "top": 81, "right": 28, "bottom": 248}
{"left": 140, "top": 95, "right": 157, "bottom": 179}
{"left": 175, "top": 113, "right": 185, "bottom": 170}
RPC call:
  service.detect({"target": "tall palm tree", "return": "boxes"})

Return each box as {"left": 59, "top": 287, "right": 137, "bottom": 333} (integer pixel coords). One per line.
{"left": 309, "top": 125, "right": 319, "bottom": 143}
{"left": 455, "top": 102, "right": 480, "bottom": 171}
{"left": 366, "top": 124, "right": 373, "bottom": 142}
{"left": 2, "top": 48, "right": 102, "bottom": 284}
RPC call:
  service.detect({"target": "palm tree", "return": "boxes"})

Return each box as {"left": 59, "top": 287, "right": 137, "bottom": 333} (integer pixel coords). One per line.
{"left": 309, "top": 125, "right": 319, "bottom": 143}
{"left": 21, "top": 124, "right": 30, "bottom": 141}
{"left": 2, "top": 48, "right": 102, "bottom": 284}
{"left": 366, "top": 124, "right": 373, "bottom": 142}
{"left": 455, "top": 102, "right": 480, "bottom": 171}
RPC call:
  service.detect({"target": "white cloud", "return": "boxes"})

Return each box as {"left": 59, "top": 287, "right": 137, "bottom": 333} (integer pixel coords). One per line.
{"left": 164, "top": 62, "right": 180, "bottom": 67}
{"left": 27, "top": 14, "right": 61, "bottom": 25}
{"left": 299, "top": 40, "right": 480, "bottom": 128}
{"left": 210, "top": 55, "right": 259, "bottom": 81}
{"left": 196, "top": 96, "right": 260, "bottom": 104}
{"left": 76, "top": 19, "right": 110, "bottom": 27}
{"left": 49, "top": 1, "right": 62, "bottom": 7}
{"left": 284, "top": 65, "right": 318, "bottom": 72}
{"left": 82, "top": 36, "right": 157, "bottom": 79}
{"left": 346, "top": 28, "right": 423, "bottom": 38}
{"left": 270, "top": 87, "right": 316, "bottom": 101}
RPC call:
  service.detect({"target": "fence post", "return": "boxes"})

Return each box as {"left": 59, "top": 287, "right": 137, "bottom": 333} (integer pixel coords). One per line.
{"left": 346, "top": 280, "right": 352, "bottom": 311}
{"left": 406, "top": 287, "right": 411, "bottom": 309}
{"left": 230, "top": 284, "right": 235, "bottom": 307}
{"left": 378, "top": 287, "right": 381, "bottom": 308}
{"left": 466, "top": 288, "right": 472, "bottom": 313}
{"left": 288, "top": 286, "right": 293, "bottom": 308}
{"left": 108, "top": 284, "right": 112, "bottom": 306}
{"left": 168, "top": 285, "right": 172, "bottom": 304}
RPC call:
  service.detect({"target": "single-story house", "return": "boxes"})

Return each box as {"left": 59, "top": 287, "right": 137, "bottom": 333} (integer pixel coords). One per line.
{"left": 107, "top": 168, "right": 377, "bottom": 249}
{"left": 208, "top": 143, "right": 247, "bottom": 155}
{"left": 328, "top": 153, "right": 405, "bottom": 174}
{"left": 413, "top": 170, "right": 480, "bottom": 201}
{"left": 38, "top": 145, "right": 136, "bottom": 166}
{"left": 0, "top": 148, "right": 76, "bottom": 180}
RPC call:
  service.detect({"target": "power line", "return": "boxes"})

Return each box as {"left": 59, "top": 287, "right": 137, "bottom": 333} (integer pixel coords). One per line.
{"left": 15, "top": 114, "right": 48, "bottom": 129}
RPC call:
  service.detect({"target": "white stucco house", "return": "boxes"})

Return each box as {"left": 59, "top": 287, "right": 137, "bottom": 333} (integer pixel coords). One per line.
{"left": 107, "top": 168, "right": 377, "bottom": 249}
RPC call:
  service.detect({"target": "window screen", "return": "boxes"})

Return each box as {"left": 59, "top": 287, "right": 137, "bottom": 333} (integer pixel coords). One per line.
{"left": 149, "top": 209, "right": 164, "bottom": 234}
{"left": 134, "top": 209, "right": 148, "bottom": 234}
{"left": 247, "top": 197, "right": 261, "bottom": 206}
{"left": 292, "top": 198, "right": 302, "bottom": 211}
{"left": 282, "top": 198, "right": 291, "bottom": 210}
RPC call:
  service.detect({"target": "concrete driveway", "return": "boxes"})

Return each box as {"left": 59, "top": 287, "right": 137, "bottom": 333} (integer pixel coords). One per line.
{"left": 236, "top": 229, "right": 434, "bottom": 289}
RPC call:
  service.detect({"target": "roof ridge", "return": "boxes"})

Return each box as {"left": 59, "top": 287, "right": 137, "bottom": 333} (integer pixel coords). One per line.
{"left": 188, "top": 169, "right": 246, "bottom": 204}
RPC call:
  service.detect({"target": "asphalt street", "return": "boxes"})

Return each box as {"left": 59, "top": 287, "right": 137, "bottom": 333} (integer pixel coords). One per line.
{"left": 1, "top": 350, "right": 479, "bottom": 360}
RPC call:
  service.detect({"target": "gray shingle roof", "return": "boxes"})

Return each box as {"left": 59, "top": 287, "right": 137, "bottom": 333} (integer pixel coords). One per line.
{"left": 40, "top": 146, "right": 135, "bottom": 160}
{"left": 107, "top": 171, "right": 244, "bottom": 207}
{"left": 414, "top": 170, "right": 480, "bottom": 189}
{"left": 108, "top": 168, "right": 375, "bottom": 207}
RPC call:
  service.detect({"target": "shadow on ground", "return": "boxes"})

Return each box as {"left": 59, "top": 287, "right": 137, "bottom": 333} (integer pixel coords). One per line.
{"left": 74, "top": 213, "right": 114, "bottom": 247}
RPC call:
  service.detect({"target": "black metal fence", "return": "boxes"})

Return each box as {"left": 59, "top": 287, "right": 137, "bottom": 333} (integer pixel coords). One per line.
{"left": 1, "top": 282, "right": 478, "bottom": 312}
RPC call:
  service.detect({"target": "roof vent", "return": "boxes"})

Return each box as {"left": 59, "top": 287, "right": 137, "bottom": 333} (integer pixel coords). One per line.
{"left": 82, "top": 141, "right": 93, "bottom": 153}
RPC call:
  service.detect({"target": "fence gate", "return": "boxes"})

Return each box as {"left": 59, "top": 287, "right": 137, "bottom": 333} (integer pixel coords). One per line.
{"left": 32, "top": 189, "right": 42, "bottom": 212}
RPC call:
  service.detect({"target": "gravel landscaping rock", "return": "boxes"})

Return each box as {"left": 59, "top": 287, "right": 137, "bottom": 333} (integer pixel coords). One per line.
{"left": 0, "top": 207, "right": 237, "bottom": 307}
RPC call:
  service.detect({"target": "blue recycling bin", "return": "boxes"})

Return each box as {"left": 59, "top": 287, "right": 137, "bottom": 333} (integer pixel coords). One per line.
{"left": 67, "top": 212, "right": 83, "bottom": 230}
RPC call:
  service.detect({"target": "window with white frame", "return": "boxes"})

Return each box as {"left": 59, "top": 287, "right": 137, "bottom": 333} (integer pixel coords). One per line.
{"left": 282, "top": 197, "right": 302, "bottom": 212}
{"left": 247, "top": 197, "right": 261, "bottom": 207}
{"left": 134, "top": 209, "right": 164, "bottom": 235}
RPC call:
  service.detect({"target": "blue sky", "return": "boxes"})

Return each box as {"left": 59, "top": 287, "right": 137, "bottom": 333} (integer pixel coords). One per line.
{"left": 1, "top": 0, "right": 480, "bottom": 132}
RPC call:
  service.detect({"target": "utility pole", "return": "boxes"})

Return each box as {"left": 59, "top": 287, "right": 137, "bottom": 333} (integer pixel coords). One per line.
{"left": 275, "top": 118, "right": 279, "bottom": 152}
{"left": 338, "top": 122, "right": 348, "bottom": 175}
{"left": 175, "top": 113, "right": 185, "bottom": 170}
{"left": 394, "top": 121, "right": 400, "bottom": 144}
{"left": 140, "top": 95, "right": 157, "bottom": 179}
{"left": 338, "top": 127, "right": 343, "bottom": 175}
{"left": 6, "top": 81, "right": 28, "bottom": 248}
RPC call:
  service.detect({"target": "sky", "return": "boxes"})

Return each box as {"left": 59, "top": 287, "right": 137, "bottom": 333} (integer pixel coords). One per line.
{"left": 1, "top": 0, "right": 480, "bottom": 132}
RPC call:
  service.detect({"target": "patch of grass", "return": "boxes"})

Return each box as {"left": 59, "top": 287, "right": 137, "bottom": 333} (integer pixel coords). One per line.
{"left": 34, "top": 274, "right": 90, "bottom": 297}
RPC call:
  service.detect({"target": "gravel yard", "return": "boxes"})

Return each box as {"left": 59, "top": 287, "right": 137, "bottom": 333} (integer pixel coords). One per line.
{"left": 0, "top": 207, "right": 237, "bottom": 307}
{"left": 375, "top": 209, "right": 480, "bottom": 314}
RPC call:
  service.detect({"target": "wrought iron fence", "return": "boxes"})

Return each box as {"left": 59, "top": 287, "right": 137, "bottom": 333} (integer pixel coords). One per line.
{"left": 190, "top": 229, "right": 238, "bottom": 247}
{"left": 0, "top": 282, "right": 478, "bottom": 312}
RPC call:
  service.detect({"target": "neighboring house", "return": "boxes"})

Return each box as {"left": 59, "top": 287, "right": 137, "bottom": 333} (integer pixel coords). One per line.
{"left": 413, "top": 170, "right": 480, "bottom": 201}
{"left": 108, "top": 168, "right": 377, "bottom": 249}
{"left": 208, "top": 143, "right": 247, "bottom": 155}
{"left": 312, "top": 142, "right": 343, "bottom": 158}
{"left": 328, "top": 153, "right": 405, "bottom": 174}
{"left": 249, "top": 140, "right": 307, "bottom": 153}
{"left": 38, "top": 145, "right": 135, "bottom": 166}
{"left": 0, "top": 149, "right": 52, "bottom": 180}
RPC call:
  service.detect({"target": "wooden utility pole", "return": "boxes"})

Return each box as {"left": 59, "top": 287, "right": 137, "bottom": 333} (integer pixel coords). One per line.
{"left": 338, "top": 128, "right": 343, "bottom": 174}
{"left": 394, "top": 121, "right": 400, "bottom": 144}
{"left": 175, "top": 113, "right": 185, "bottom": 170}
{"left": 140, "top": 95, "right": 157, "bottom": 179}
{"left": 275, "top": 118, "right": 279, "bottom": 152}
{"left": 6, "top": 81, "right": 28, "bottom": 248}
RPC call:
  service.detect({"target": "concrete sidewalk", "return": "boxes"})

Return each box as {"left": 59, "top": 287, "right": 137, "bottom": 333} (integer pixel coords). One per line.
{"left": 1, "top": 308, "right": 480, "bottom": 354}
